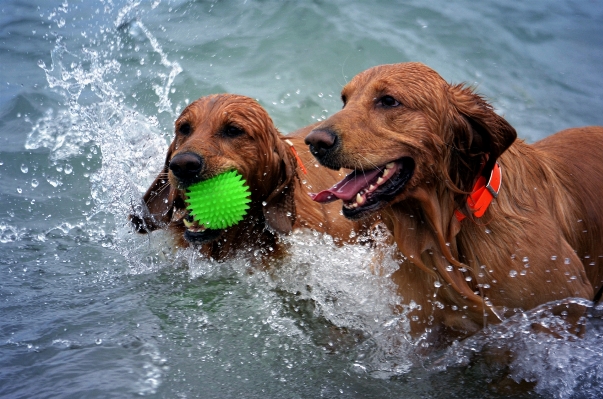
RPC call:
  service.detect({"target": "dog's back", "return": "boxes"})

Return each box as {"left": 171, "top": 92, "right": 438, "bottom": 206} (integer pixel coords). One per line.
{"left": 532, "top": 126, "right": 603, "bottom": 296}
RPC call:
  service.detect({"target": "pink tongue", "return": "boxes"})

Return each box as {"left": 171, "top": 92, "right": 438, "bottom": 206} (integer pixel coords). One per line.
{"left": 310, "top": 168, "right": 383, "bottom": 203}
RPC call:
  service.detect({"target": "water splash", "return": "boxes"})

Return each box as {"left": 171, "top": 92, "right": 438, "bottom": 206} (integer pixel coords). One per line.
{"left": 26, "top": 1, "right": 184, "bottom": 270}
{"left": 132, "top": 20, "right": 183, "bottom": 115}
{"left": 432, "top": 298, "right": 603, "bottom": 398}
{"left": 0, "top": 223, "right": 27, "bottom": 243}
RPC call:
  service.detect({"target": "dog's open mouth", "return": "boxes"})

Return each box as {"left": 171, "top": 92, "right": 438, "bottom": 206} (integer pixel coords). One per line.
{"left": 310, "top": 157, "right": 414, "bottom": 218}
{"left": 171, "top": 204, "right": 223, "bottom": 244}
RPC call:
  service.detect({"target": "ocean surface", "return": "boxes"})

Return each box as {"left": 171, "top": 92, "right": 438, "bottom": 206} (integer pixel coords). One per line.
{"left": 2, "top": 0, "right": 603, "bottom": 398}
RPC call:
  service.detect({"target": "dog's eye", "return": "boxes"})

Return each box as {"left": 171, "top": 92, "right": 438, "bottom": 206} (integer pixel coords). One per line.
{"left": 223, "top": 124, "right": 245, "bottom": 138}
{"left": 178, "top": 122, "right": 192, "bottom": 136}
{"left": 377, "top": 95, "right": 401, "bottom": 108}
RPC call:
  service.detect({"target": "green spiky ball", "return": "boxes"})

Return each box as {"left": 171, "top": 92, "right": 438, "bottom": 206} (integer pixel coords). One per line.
{"left": 185, "top": 170, "right": 251, "bottom": 229}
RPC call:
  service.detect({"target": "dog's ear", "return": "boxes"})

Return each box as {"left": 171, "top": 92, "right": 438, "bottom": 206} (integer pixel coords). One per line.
{"left": 129, "top": 142, "right": 177, "bottom": 233}
{"left": 262, "top": 136, "right": 297, "bottom": 234}
{"left": 446, "top": 84, "right": 517, "bottom": 192}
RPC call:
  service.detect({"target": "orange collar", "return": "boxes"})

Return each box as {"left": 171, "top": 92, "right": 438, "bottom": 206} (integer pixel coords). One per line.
{"left": 284, "top": 139, "right": 308, "bottom": 175}
{"left": 454, "top": 162, "right": 502, "bottom": 222}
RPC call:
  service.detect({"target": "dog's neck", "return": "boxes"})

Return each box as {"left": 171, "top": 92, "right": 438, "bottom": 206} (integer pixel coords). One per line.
{"left": 382, "top": 185, "right": 504, "bottom": 337}
{"left": 454, "top": 162, "right": 502, "bottom": 222}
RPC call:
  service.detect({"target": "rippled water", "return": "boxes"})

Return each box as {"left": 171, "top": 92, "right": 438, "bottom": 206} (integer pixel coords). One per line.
{"left": 2, "top": 0, "right": 603, "bottom": 398}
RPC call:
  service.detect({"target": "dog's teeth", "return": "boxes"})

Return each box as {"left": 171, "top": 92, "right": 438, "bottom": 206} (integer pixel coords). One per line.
{"left": 386, "top": 162, "right": 395, "bottom": 169}
{"left": 183, "top": 218, "right": 193, "bottom": 228}
{"left": 377, "top": 177, "right": 384, "bottom": 185}
{"left": 356, "top": 193, "right": 365, "bottom": 205}
{"left": 382, "top": 168, "right": 390, "bottom": 178}
{"left": 369, "top": 184, "right": 376, "bottom": 191}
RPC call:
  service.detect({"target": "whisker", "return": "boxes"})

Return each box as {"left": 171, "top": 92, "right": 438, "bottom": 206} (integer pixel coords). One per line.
{"left": 358, "top": 154, "right": 381, "bottom": 171}
{"left": 357, "top": 155, "right": 383, "bottom": 185}
{"left": 153, "top": 182, "right": 171, "bottom": 198}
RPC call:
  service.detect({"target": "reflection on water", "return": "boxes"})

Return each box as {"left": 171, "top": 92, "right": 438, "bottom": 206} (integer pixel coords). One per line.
{"left": 2, "top": 0, "right": 603, "bottom": 398}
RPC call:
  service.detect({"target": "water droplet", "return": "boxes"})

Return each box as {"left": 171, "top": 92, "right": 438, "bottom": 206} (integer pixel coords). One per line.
{"left": 434, "top": 281, "right": 442, "bottom": 288}
{"left": 31, "top": 179, "right": 39, "bottom": 188}
{"left": 95, "top": 338, "right": 102, "bottom": 345}
{"left": 446, "top": 265, "right": 453, "bottom": 272}
{"left": 262, "top": 201, "right": 267, "bottom": 206}
{"left": 564, "top": 258, "right": 571, "bottom": 265}
{"left": 551, "top": 255, "right": 557, "bottom": 261}
{"left": 465, "top": 276, "right": 472, "bottom": 282}
{"left": 509, "top": 270, "right": 518, "bottom": 277}
{"left": 64, "top": 164, "right": 73, "bottom": 174}
{"left": 485, "top": 229, "right": 491, "bottom": 234}
{"left": 16, "top": 187, "right": 22, "bottom": 194}
{"left": 47, "top": 177, "right": 60, "bottom": 187}
{"left": 522, "top": 256, "right": 529, "bottom": 263}
{"left": 20, "top": 164, "right": 28, "bottom": 173}
{"left": 148, "top": 115, "right": 159, "bottom": 126}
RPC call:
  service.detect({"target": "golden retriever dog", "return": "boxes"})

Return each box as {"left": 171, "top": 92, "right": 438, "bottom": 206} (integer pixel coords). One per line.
{"left": 305, "top": 62, "right": 603, "bottom": 347}
{"left": 130, "top": 94, "right": 366, "bottom": 261}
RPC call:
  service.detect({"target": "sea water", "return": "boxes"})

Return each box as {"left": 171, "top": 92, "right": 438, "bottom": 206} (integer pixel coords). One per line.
{"left": 2, "top": 0, "right": 603, "bottom": 398}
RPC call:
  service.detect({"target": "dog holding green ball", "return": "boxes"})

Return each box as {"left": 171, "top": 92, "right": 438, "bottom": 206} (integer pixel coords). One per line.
{"left": 130, "top": 94, "right": 372, "bottom": 261}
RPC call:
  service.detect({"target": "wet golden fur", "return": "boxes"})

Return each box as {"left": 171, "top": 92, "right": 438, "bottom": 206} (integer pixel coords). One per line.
{"left": 130, "top": 94, "right": 365, "bottom": 260}
{"left": 306, "top": 62, "right": 603, "bottom": 345}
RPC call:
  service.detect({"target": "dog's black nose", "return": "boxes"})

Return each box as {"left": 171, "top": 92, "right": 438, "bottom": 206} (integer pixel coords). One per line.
{"left": 169, "top": 152, "right": 204, "bottom": 181}
{"left": 304, "top": 129, "right": 338, "bottom": 159}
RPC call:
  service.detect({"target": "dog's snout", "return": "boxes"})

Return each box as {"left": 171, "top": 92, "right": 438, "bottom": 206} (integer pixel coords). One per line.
{"left": 169, "top": 152, "right": 204, "bottom": 181}
{"left": 305, "top": 129, "right": 338, "bottom": 159}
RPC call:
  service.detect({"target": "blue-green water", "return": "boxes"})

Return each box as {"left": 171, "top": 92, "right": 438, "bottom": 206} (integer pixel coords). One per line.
{"left": 2, "top": 1, "right": 603, "bottom": 398}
